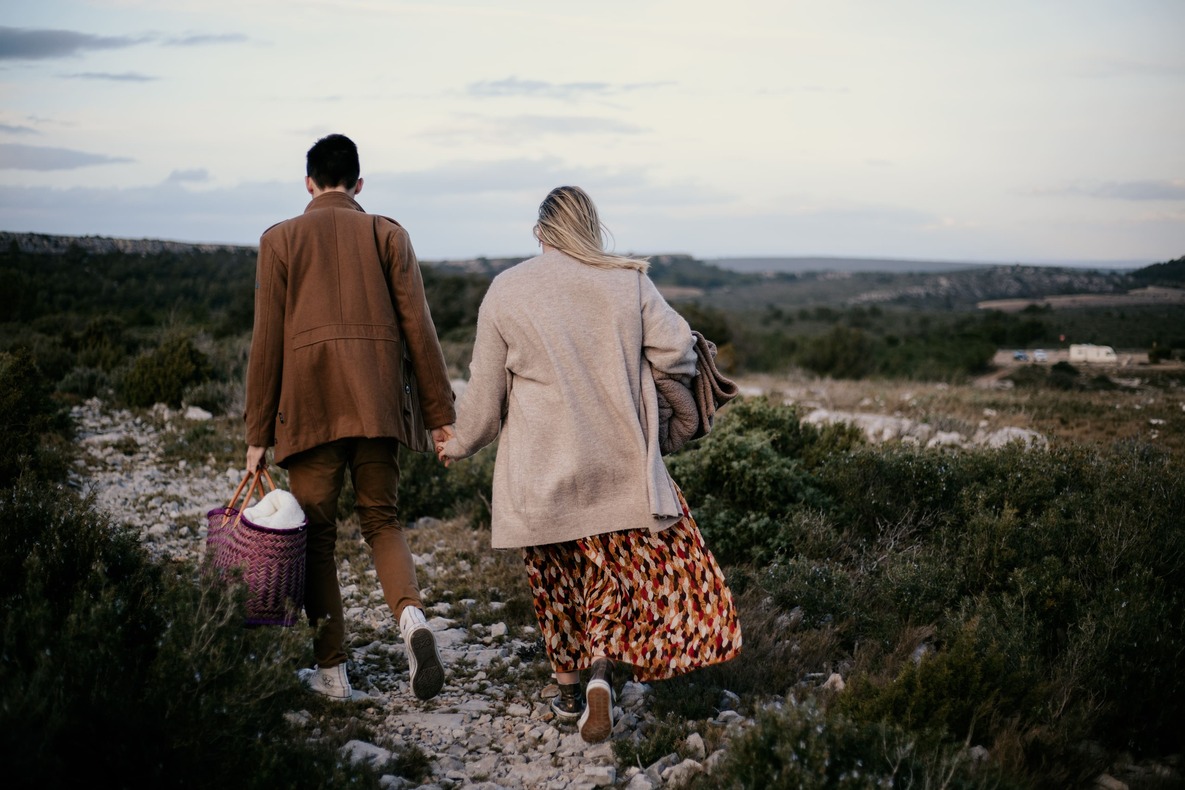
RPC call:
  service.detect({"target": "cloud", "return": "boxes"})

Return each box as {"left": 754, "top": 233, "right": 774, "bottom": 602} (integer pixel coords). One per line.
{"left": 504, "top": 115, "right": 644, "bottom": 135}
{"left": 1029, "top": 180, "right": 1185, "bottom": 201}
{"left": 59, "top": 71, "right": 158, "bottom": 82}
{"left": 0, "top": 123, "right": 39, "bottom": 135}
{"left": 0, "top": 26, "right": 150, "bottom": 60}
{"left": 467, "top": 76, "right": 670, "bottom": 101}
{"left": 164, "top": 33, "right": 249, "bottom": 47}
{"left": 1092, "top": 180, "right": 1185, "bottom": 201}
{"left": 0, "top": 177, "right": 294, "bottom": 246}
{"left": 0, "top": 26, "right": 249, "bottom": 61}
{"left": 371, "top": 157, "right": 719, "bottom": 205}
{"left": 0, "top": 143, "right": 133, "bottom": 171}
{"left": 380, "top": 156, "right": 605, "bottom": 196}
{"left": 166, "top": 168, "right": 210, "bottom": 183}
{"left": 423, "top": 114, "right": 646, "bottom": 145}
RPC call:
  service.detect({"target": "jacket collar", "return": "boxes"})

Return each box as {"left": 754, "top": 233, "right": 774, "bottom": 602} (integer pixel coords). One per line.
{"left": 303, "top": 191, "right": 364, "bottom": 214}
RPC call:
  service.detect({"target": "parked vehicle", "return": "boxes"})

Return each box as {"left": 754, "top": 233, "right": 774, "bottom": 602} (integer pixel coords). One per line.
{"left": 1013, "top": 350, "right": 1028, "bottom": 361}
{"left": 1033, "top": 349, "right": 1048, "bottom": 362}
{"left": 1069, "top": 344, "right": 1118, "bottom": 363}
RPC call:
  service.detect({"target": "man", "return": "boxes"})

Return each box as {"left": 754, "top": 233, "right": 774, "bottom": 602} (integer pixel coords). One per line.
{"left": 244, "top": 134, "right": 455, "bottom": 701}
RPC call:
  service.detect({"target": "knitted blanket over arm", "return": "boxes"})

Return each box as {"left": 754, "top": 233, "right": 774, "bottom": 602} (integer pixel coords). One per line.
{"left": 654, "top": 330, "right": 739, "bottom": 454}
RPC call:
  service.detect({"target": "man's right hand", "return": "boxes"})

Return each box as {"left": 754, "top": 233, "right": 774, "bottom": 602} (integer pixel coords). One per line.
{"left": 246, "top": 445, "right": 268, "bottom": 472}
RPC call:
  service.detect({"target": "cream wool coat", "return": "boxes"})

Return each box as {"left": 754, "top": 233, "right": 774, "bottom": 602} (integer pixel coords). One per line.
{"left": 442, "top": 250, "right": 697, "bottom": 549}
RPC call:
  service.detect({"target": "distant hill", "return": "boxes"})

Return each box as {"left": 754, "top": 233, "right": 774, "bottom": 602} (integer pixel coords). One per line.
{"left": 1129, "top": 255, "right": 1185, "bottom": 287}
{"left": 4, "top": 230, "right": 1179, "bottom": 311}
{"left": 419, "top": 252, "right": 759, "bottom": 290}
{"left": 709, "top": 255, "right": 1159, "bottom": 275}
{"left": 711, "top": 256, "right": 994, "bottom": 275}
{"left": 1, "top": 230, "right": 252, "bottom": 257}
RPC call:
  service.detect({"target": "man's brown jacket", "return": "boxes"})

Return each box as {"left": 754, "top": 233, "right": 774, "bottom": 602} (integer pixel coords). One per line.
{"left": 245, "top": 191, "right": 455, "bottom": 465}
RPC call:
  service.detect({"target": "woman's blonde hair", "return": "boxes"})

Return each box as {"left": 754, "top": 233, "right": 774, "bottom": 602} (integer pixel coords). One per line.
{"left": 534, "top": 186, "right": 649, "bottom": 273}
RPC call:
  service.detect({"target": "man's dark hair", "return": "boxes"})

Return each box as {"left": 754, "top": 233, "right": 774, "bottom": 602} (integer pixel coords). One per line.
{"left": 306, "top": 134, "right": 360, "bottom": 189}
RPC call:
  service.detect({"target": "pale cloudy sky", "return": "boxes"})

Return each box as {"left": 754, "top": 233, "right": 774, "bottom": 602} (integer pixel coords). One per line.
{"left": 1, "top": 0, "right": 1183, "bottom": 264}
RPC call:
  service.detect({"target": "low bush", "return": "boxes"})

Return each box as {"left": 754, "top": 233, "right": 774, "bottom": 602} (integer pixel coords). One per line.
{"left": 668, "top": 397, "right": 861, "bottom": 565}
{"left": 56, "top": 364, "right": 112, "bottom": 399}
{"left": 0, "top": 480, "right": 382, "bottom": 787}
{"left": 705, "top": 698, "right": 1023, "bottom": 789}
{"left": 398, "top": 442, "right": 495, "bottom": 526}
{"left": 664, "top": 398, "right": 1184, "bottom": 782}
{"left": 0, "top": 349, "right": 71, "bottom": 485}
{"left": 69, "top": 313, "right": 136, "bottom": 371}
{"left": 119, "top": 334, "right": 213, "bottom": 408}
{"left": 182, "top": 377, "right": 237, "bottom": 416}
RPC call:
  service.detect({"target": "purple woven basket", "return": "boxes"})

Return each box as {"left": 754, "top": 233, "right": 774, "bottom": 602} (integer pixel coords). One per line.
{"left": 214, "top": 514, "right": 307, "bottom": 626}
{"left": 205, "top": 471, "right": 307, "bottom": 626}
{"left": 204, "top": 504, "right": 238, "bottom": 565}
{"left": 204, "top": 471, "right": 260, "bottom": 568}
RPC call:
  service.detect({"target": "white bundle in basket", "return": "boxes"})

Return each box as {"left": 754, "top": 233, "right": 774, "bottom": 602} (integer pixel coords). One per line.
{"left": 243, "top": 489, "right": 306, "bottom": 530}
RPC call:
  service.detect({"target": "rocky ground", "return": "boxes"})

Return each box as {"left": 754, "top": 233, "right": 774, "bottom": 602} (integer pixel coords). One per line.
{"left": 68, "top": 398, "right": 755, "bottom": 790}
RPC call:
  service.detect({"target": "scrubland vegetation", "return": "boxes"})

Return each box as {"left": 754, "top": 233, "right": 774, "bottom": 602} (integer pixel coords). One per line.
{"left": 2, "top": 237, "right": 1183, "bottom": 787}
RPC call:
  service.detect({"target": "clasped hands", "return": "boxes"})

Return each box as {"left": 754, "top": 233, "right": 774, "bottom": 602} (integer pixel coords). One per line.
{"left": 432, "top": 424, "right": 456, "bottom": 467}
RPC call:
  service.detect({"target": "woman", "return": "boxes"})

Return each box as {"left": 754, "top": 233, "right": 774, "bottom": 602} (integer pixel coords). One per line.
{"left": 437, "top": 186, "right": 741, "bottom": 744}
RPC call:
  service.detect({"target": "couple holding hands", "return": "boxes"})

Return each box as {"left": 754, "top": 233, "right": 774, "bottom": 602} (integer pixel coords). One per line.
{"left": 245, "top": 134, "right": 740, "bottom": 744}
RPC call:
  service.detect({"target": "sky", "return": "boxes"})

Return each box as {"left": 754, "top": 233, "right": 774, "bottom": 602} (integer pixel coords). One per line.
{"left": 1, "top": 0, "right": 1183, "bottom": 265}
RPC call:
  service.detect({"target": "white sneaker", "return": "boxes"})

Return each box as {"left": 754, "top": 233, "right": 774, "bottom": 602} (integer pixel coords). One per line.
{"left": 579, "top": 659, "right": 614, "bottom": 743}
{"left": 296, "top": 663, "right": 351, "bottom": 700}
{"left": 400, "top": 606, "right": 444, "bottom": 700}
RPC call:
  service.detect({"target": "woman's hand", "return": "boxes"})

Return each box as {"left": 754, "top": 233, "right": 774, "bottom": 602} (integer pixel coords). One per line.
{"left": 432, "top": 425, "right": 456, "bottom": 467}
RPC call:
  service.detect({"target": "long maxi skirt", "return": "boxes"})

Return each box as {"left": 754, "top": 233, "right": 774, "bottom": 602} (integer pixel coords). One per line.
{"left": 521, "top": 486, "right": 742, "bottom": 682}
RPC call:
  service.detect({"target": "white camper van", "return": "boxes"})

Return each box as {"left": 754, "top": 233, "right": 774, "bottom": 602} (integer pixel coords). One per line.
{"left": 1069, "top": 344, "right": 1118, "bottom": 364}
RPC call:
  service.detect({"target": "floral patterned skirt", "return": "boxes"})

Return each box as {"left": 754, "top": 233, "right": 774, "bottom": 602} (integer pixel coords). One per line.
{"left": 521, "top": 486, "right": 742, "bottom": 682}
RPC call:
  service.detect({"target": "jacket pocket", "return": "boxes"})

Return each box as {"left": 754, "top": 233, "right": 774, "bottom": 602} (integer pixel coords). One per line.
{"left": 292, "top": 323, "right": 397, "bottom": 350}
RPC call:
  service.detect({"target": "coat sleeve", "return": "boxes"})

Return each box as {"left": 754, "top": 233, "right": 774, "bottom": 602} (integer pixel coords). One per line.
{"left": 382, "top": 225, "right": 457, "bottom": 430}
{"left": 244, "top": 235, "right": 287, "bottom": 447}
{"left": 640, "top": 273, "right": 697, "bottom": 378}
{"left": 442, "top": 282, "right": 508, "bottom": 460}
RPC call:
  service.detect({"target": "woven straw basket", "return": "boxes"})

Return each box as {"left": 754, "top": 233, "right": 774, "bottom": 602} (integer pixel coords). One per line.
{"left": 206, "top": 469, "right": 307, "bottom": 626}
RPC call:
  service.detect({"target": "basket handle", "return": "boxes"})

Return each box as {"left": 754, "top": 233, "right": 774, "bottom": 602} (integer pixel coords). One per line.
{"left": 224, "top": 472, "right": 255, "bottom": 511}
{"left": 221, "top": 468, "right": 278, "bottom": 527}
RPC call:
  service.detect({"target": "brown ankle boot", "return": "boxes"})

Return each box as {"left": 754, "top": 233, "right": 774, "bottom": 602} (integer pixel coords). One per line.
{"left": 550, "top": 682, "right": 585, "bottom": 721}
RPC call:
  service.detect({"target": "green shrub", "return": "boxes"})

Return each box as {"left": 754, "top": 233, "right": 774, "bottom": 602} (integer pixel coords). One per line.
{"left": 668, "top": 409, "right": 1183, "bottom": 776}
{"left": 71, "top": 313, "right": 135, "bottom": 371}
{"left": 813, "top": 442, "right": 1185, "bottom": 761}
{"left": 56, "top": 365, "right": 112, "bottom": 399}
{"left": 0, "top": 349, "right": 71, "bottom": 485}
{"left": 0, "top": 480, "right": 380, "bottom": 787}
{"left": 182, "top": 378, "right": 236, "bottom": 415}
{"left": 119, "top": 334, "right": 213, "bottom": 408}
{"left": 707, "top": 698, "right": 1021, "bottom": 789}
{"left": 797, "top": 325, "right": 875, "bottom": 378}
{"left": 398, "top": 442, "right": 495, "bottom": 525}
{"left": 668, "top": 398, "right": 861, "bottom": 565}
{"left": 762, "top": 557, "right": 857, "bottom": 630}
{"left": 0, "top": 329, "right": 78, "bottom": 382}
{"left": 839, "top": 617, "right": 1046, "bottom": 749}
